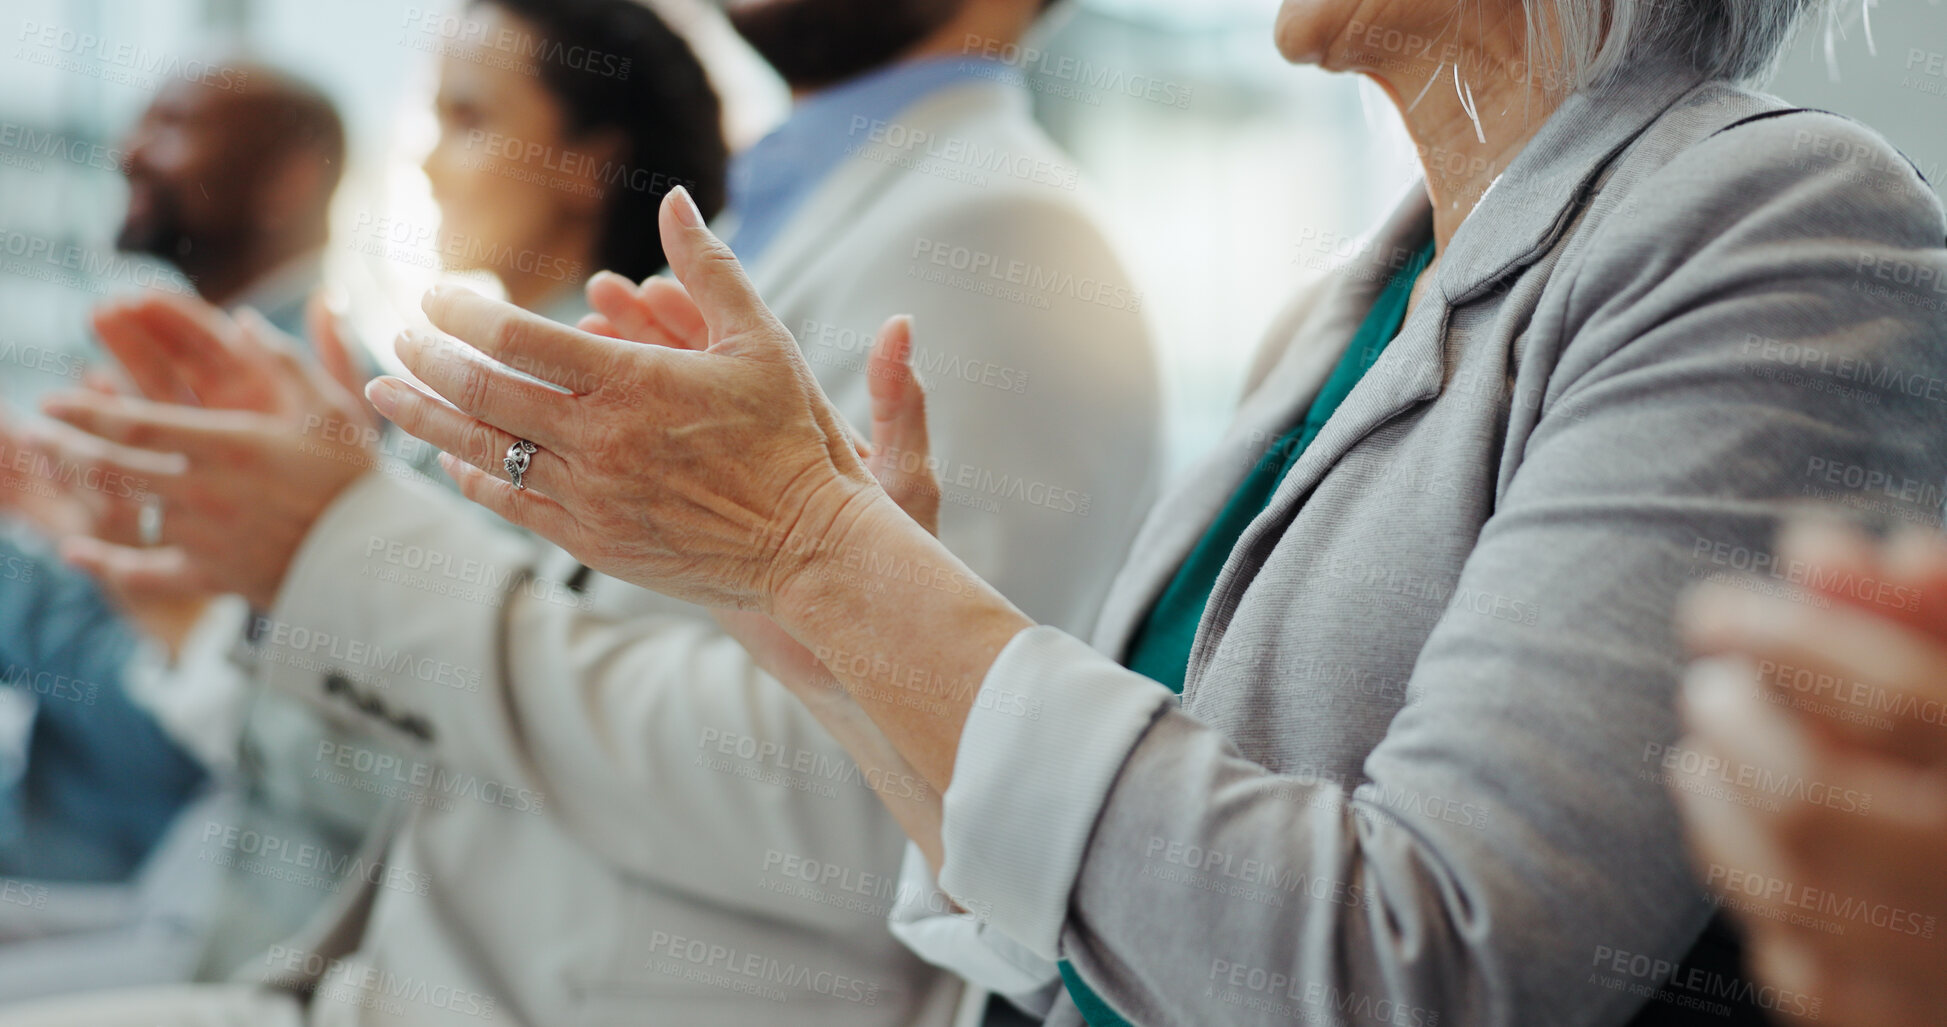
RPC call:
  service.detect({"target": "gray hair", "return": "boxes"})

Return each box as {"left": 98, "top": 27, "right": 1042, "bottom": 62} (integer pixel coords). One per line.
{"left": 1534, "top": 0, "right": 1844, "bottom": 90}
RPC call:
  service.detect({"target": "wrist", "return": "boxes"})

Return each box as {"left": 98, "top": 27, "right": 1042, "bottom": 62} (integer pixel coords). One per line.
{"left": 257, "top": 465, "right": 375, "bottom": 611}
{"left": 769, "top": 483, "right": 907, "bottom": 633}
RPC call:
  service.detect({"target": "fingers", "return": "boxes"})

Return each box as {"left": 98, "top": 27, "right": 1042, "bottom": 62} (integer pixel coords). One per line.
{"left": 127, "top": 293, "right": 247, "bottom": 404}
{"left": 436, "top": 451, "right": 579, "bottom": 543}
{"left": 868, "top": 315, "right": 926, "bottom": 447}
{"left": 391, "top": 331, "right": 577, "bottom": 451}
{"left": 80, "top": 367, "right": 131, "bottom": 397}
{"left": 90, "top": 299, "right": 195, "bottom": 403}
{"left": 419, "top": 283, "right": 622, "bottom": 393}
{"left": 1772, "top": 518, "right": 1947, "bottom": 640}
{"left": 231, "top": 307, "right": 312, "bottom": 408}
{"left": 656, "top": 186, "right": 784, "bottom": 347}
{"left": 863, "top": 316, "right": 941, "bottom": 531}
{"left": 1684, "top": 584, "right": 1947, "bottom": 763}
{"left": 20, "top": 410, "right": 188, "bottom": 478}
{"left": 584, "top": 272, "right": 646, "bottom": 338}
{"left": 578, "top": 313, "right": 621, "bottom": 339}
{"left": 1678, "top": 663, "right": 1947, "bottom": 1019}
{"left": 1678, "top": 657, "right": 1819, "bottom": 808}
{"left": 1680, "top": 658, "right": 1941, "bottom": 886}
{"left": 235, "top": 305, "right": 329, "bottom": 401}
{"left": 13, "top": 415, "right": 188, "bottom": 542}
{"left": 585, "top": 271, "right": 701, "bottom": 351}
{"left": 59, "top": 536, "right": 207, "bottom": 597}
{"left": 288, "top": 297, "right": 380, "bottom": 430}
{"left": 1774, "top": 517, "right": 1878, "bottom": 586}
{"left": 1874, "top": 525, "right": 1947, "bottom": 638}
{"left": 306, "top": 290, "right": 372, "bottom": 401}
{"left": 635, "top": 276, "right": 708, "bottom": 345}
{"left": 40, "top": 391, "right": 250, "bottom": 461}
{"left": 366, "top": 377, "right": 567, "bottom": 496}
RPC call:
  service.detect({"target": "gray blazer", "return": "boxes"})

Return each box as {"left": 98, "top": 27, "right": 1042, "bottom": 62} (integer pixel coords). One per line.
{"left": 934, "top": 54, "right": 1947, "bottom": 1027}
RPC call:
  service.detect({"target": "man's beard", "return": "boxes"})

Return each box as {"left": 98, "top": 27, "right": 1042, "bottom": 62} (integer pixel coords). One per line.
{"left": 115, "top": 177, "right": 191, "bottom": 263}
{"left": 727, "top": 0, "right": 965, "bottom": 91}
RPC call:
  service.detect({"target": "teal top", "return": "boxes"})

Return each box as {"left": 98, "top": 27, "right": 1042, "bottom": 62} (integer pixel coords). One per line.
{"left": 1124, "top": 240, "right": 1435, "bottom": 693}
{"left": 1060, "top": 239, "right": 1435, "bottom": 1026}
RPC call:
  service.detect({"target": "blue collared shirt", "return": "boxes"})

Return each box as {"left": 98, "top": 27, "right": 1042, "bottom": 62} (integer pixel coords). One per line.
{"left": 725, "top": 57, "right": 1009, "bottom": 264}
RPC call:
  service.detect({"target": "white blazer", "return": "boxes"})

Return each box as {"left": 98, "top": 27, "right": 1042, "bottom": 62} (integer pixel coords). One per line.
{"left": 232, "top": 79, "right": 1163, "bottom": 1026}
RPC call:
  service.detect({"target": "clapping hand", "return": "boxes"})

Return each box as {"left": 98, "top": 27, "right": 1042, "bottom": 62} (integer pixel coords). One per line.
{"left": 35, "top": 292, "right": 379, "bottom": 608}
{"left": 367, "top": 186, "right": 914, "bottom": 614}
{"left": 533, "top": 250, "right": 945, "bottom": 708}
{"left": 1672, "top": 520, "right": 1947, "bottom": 1026}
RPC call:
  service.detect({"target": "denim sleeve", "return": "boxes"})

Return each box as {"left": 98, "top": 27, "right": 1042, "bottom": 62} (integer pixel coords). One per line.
{"left": 0, "top": 533, "right": 205, "bottom": 880}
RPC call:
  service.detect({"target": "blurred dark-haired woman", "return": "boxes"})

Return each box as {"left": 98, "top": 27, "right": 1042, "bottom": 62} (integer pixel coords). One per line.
{"left": 423, "top": 0, "right": 728, "bottom": 319}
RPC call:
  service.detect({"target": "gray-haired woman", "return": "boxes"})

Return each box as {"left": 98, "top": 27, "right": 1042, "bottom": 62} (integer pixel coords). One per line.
{"left": 368, "top": 0, "right": 1946, "bottom": 1023}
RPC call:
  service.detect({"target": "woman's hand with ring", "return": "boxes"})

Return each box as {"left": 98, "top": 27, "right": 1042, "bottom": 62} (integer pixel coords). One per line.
{"left": 38, "top": 295, "right": 380, "bottom": 609}
{"left": 574, "top": 267, "right": 942, "bottom": 539}
{"left": 369, "top": 186, "right": 899, "bottom": 613}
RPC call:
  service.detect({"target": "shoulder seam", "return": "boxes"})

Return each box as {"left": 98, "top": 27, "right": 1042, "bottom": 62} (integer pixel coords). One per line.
{"left": 1704, "top": 107, "right": 1931, "bottom": 187}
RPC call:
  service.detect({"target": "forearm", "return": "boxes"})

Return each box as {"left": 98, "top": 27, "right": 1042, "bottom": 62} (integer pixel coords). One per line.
{"left": 777, "top": 491, "right": 1034, "bottom": 792}
{"left": 791, "top": 676, "right": 948, "bottom": 872}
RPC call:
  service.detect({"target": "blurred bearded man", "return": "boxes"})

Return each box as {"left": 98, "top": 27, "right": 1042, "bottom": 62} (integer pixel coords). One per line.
{"left": 0, "top": 63, "right": 348, "bottom": 1000}
{"left": 117, "top": 64, "right": 344, "bottom": 328}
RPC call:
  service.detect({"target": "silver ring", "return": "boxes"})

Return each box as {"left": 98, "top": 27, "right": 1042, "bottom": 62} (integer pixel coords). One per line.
{"left": 138, "top": 495, "right": 163, "bottom": 547}
{"left": 504, "top": 439, "right": 539, "bottom": 491}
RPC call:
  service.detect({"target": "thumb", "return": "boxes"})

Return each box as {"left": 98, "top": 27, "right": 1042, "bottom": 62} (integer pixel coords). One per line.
{"left": 864, "top": 316, "right": 940, "bottom": 534}
{"left": 657, "top": 186, "right": 782, "bottom": 350}
{"left": 59, "top": 537, "right": 203, "bottom": 598}
{"left": 1881, "top": 527, "right": 1947, "bottom": 640}
{"left": 305, "top": 291, "right": 370, "bottom": 398}
{"left": 81, "top": 367, "right": 132, "bottom": 397}
{"left": 89, "top": 301, "right": 187, "bottom": 402}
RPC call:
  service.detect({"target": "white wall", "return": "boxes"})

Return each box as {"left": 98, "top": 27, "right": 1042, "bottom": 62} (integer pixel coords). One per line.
{"left": 1770, "top": 0, "right": 1947, "bottom": 204}
{"left": 1041, "top": 0, "right": 1947, "bottom": 476}
{"left": 2, "top": 0, "right": 1940, "bottom": 453}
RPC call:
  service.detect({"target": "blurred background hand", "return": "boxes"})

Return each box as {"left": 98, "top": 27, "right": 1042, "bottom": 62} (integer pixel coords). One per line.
{"left": 1673, "top": 520, "right": 1947, "bottom": 1026}
{"left": 30, "top": 292, "right": 379, "bottom": 610}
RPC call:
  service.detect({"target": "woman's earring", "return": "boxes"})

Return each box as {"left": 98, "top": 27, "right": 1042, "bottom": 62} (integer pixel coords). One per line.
{"left": 1454, "top": 65, "right": 1485, "bottom": 144}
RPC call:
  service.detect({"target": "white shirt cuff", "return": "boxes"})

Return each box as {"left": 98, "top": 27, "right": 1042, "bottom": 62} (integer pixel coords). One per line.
{"left": 121, "top": 594, "right": 253, "bottom": 773}
{"left": 936, "top": 626, "right": 1172, "bottom": 961}
{"left": 888, "top": 842, "right": 1061, "bottom": 1005}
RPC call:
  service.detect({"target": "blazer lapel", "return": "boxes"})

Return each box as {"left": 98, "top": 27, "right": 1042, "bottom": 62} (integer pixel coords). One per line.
{"left": 1237, "top": 56, "right": 1715, "bottom": 543}
{"left": 1179, "top": 57, "right": 1718, "bottom": 691}
{"left": 1256, "top": 252, "right": 1448, "bottom": 518}
{"left": 1088, "top": 304, "right": 1347, "bottom": 659}
{"left": 1435, "top": 54, "right": 1709, "bottom": 304}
